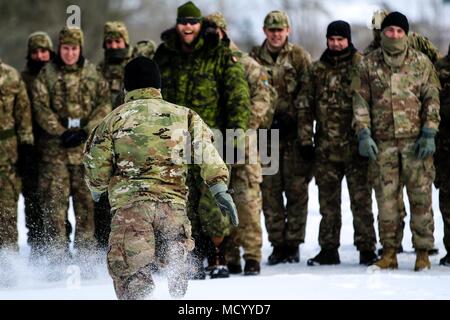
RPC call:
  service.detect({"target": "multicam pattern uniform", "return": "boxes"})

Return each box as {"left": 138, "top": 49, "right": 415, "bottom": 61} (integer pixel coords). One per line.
{"left": 83, "top": 88, "right": 229, "bottom": 299}
{"left": 297, "top": 50, "right": 376, "bottom": 251}
{"left": 353, "top": 46, "right": 440, "bottom": 250}
{"left": 435, "top": 47, "right": 450, "bottom": 253}
{"left": 32, "top": 59, "right": 111, "bottom": 257}
{"left": 250, "top": 40, "right": 313, "bottom": 248}
{"left": 154, "top": 27, "right": 250, "bottom": 240}
{"left": 0, "top": 60, "right": 34, "bottom": 250}
{"left": 226, "top": 42, "right": 273, "bottom": 265}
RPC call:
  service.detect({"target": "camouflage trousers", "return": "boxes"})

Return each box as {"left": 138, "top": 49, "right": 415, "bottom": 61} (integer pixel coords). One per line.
{"left": 21, "top": 150, "right": 43, "bottom": 252}
{"left": 315, "top": 151, "right": 376, "bottom": 251}
{"left": 226, "top": 163, "right": 263, "bottom": 264}
{"left": 370, "top": 139, "right": 435, "bottom": 250}
{"left": 38, "top": 162, "right": 95, "bottom": 259}
{"left": 261, "top": 140, "right": 313, "bottom": 247}
{"left": 108, "top": 201, "right": 194, "bottom": 300}
{"left": 435, "top": 137, "right": 450, "bottom": 252}
{"left": 0, "top": 165, "right": 20, "bottom": 250}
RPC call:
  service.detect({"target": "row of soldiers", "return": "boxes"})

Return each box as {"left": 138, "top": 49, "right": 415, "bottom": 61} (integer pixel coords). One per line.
{"left": 0, "top": 1, "right": 449, "bottom": 289}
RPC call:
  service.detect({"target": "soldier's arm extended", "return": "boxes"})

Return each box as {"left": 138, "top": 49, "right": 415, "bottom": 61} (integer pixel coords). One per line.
{"left": 221, "top": 52, "right": 251, "bottom": 131}
{"left": 14, "top": 76, "right": 34, "bottom": 145}
{"left": 31, "top": 72, "right": 66, "bottom": 136}
{"left": 296, "top": 64, "right": 315, "bottom": 145}
{"left": 83, "top": 119, "right": 114, "bottom": 196}
{"left": 352, "top": 59, "right": 372, "bottom": 133}
{"left": 85, "top": 75, "right": 112, "bottom": 134}
{"left": 189, "top": 110, "right": 229, "bottom": 186}
{"left": 420, "top": 61, "right": 441, "bottom": 130}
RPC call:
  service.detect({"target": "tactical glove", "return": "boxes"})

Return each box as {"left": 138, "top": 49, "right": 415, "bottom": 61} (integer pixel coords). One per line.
{"left": 298, "top": 144, "right": 315, "bottom": 162}
{"left": 358, "top": 128, "right": 378, "bottom": 160}
{"left": 209, "top": 183, "right": 239, "bottom": 226}
{"left": 61, "top": 129, "right": 88, "bottom": 149}
{"left": 414, "top": 127, "right": 437, "bottom": 160}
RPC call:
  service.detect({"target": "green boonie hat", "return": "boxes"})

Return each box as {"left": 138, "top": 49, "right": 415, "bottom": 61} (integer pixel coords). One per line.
{"left": 371, "top": 9, "right": 389, "bottom": 30}
{"left": 28, "top": 31, "right": 53, "bottom": 52}
{"left": 205, "top": 12, "right": 227, "bottom": 31}
{"left": 104, "top": 21, "right": 130, "bottom": 46}
{"left": 177, "top": 1, "right": 202, "bottom": 18}
{"left": 264, "top": 10, "right": 290, "bottom": 29}
{"left": 132, "top": 40, "right": 156, "bottom": 59}
{"left": 59, "top": 26, "right": 84, "bottom": 47}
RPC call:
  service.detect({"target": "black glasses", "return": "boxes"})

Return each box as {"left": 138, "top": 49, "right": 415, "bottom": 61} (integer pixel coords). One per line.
{"left": 177, "top": 17, "right": 201, "bottom": 25}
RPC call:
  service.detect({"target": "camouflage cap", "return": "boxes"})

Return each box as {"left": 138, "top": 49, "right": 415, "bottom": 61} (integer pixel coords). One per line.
{"left": 59, "top": 26, "right": 84, "bottom": 47}
{"left": 371, "top": 9, "right": 389, "bottom": 30}
{"left": 132, "top": 40, "right": 156, "bottom": 59}
{"left": 28, "top": 31, "right": 53, "bottom": 52}
{"left": 104, "top": 21, "right": 130, "bottom": 46}
{"left": 205, "top": 12, "right": 227, "bottom": 31}
{"left": 264, "top": 10, "right": 290, "bottom": 29}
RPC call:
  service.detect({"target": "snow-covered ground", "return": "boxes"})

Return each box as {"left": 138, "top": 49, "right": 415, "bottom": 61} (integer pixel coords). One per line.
{"left": 0, "top": 179, "right": 449, "bottom": 300}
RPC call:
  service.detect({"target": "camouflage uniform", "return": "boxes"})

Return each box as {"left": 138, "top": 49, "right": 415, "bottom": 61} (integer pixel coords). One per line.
{"left": 20, "top": 32, "right": 53, "bottom": 253}
{"left": 297, "top": 48, "right": 376, "bottom": 252}
{"left": 250, "top": 21, "right": 313, "bottom": 252}
{"left": 95, "top": 22, "right": 133, "bottom": 250}
{"left": 205, "top": 12, "right": 273, "bottom": 268}
{"left": 435, "top": 47, "right": 450, "bottom": 255}
{"left": 132, "top": 40, "right": 156, "bottom": 59}
{"left": 0, "top": 59, "right": 34, "bottom": 250}
{"left": 154, "top": 22, "right": 250, "bottom": 271}
{"left": 83, "top": 87, "right": 229, "bottom": 299}
{"left": 353, "top": 46, "right": 440, "bottom": 251}
{"left": 32, "top": 27, "right": 111, "bottom": 260}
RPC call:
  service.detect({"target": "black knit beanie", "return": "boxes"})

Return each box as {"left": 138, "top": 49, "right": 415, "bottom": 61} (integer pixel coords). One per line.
{"left": 124, "top": 57, "right": 161, "bottom": 91}
{"left": 381, "top": 11, "right": 409, "bottom": 34}
{"left": 326, "top": 20, "right": 352, "bottom": 43}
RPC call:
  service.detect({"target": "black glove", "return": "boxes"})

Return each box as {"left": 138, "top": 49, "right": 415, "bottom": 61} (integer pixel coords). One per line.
{"left": 298, "top": 144, "right": 315, "bottom": 162}
{"left": 16, "top": 144, "right": 35, "bottom": 177}
{"left": 61, "top": 129, "right": 88, "bottom": 149}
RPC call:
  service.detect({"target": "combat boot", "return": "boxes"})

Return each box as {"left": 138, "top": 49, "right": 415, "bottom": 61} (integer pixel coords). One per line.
{"left": 378, "top": 244, "right": 403, "bottom": 256}
{"left": 285, "top": 245, "right": 300, "bottom": 263}
{"left": 227, "top": 263, "right": 242, "bottom": 274}
{"left": 359, "top": 251, "right": 378, "bottom": 266}
{"left": 268, "top": 246, "right": 287, "bottom": 265}
{"left": 439, "top": 253, "right": 450, "bottom": 266}
{"left": 414, "top": 250, "right": 431, "bottom": 272}
{"left": 244, "top": 259, "right": 260, "bottom": 276}
{"left": 208, "top": 242, "right": 230, "bottom": 279}
{"left": 372, "top": 247, "right": 398, "bottom": 270}
{"left": 307, "top": 249, "right": 340, "bottom": 266}
{"left": 428, "top": 247, "right": 439, "bottom": 256}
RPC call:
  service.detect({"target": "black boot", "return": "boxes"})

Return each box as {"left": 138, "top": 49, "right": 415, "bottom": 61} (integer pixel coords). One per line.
{"left": 244, "top": 259, "right": 260, "bottom": 276}
{"left": 208, "top": 241, "right": 230, "bottom": 279}
{"left": 439, "top": 253, "right": 450, "bottom": 266}
{"left": 359, "top": 250, "right": 378, "bottom": 266}
{"left": 227, "top": 263, "right": 242, "bottom": 274}
{"left": 268, "top": 246, "right": 287, "bottom": 265}
{"left": 428, "top": 247, "right": 439, "bottom": 256}
{"left": 286, "top": 245, "right": 299, "bottom": 263}
{"left": 307, "top": 249, "right": 340, "bottom": 266}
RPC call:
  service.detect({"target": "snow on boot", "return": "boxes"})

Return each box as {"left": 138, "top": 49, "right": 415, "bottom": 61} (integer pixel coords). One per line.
{"left": 439, "top": 253, "right": 450, "bottom": 266}
{"left": 414, "top": 250, "right": 431, "bottom": 272}
{"left": 371, "top": 247, "right": 398, "bottom": 270}
{"left": 267, "top": 246, "right": 287, "bottom": 265}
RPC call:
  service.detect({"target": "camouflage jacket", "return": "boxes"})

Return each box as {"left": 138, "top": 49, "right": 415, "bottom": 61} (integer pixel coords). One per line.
{"left": 364, "top": 32, "right": 442, "bottom": 64}
{"left": 297, "top": 47, "right": 362, "bottom": 160}
{"left": 229, "top": 42, "right": 274, "bottom": 130}
{"left": 250, "top": 40, "right": 311, "bottom": 135}
{"left": 32, "top": 58, "right": 112, "bottom": 165}
{"left": 353, "top": 47, "right": 441, "bottom": 142}
{"left": 0, "top": 59, "right": 34, "bottom": 166}
{"left": 436, "top": 46, "right": 450, "bottom": 139}
{"left": 153, "top": 26, "right": 250, "bottom": 132}
{"left": 83, "top": 87, "right": 229, "bottom": 210}
{"left": 97, "top": 47, "right": 133, "bottom": 109}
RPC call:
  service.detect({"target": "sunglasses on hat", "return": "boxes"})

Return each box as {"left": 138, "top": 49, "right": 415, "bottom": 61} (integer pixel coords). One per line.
{"left": 176, "top": 17, "right": 201, "bottom": 25}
